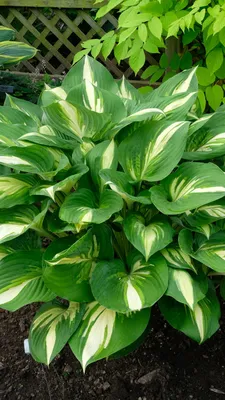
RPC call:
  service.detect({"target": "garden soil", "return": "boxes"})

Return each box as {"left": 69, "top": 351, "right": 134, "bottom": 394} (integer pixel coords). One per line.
{"left": 1, "top": 302, "right": 225, "bottom": 400}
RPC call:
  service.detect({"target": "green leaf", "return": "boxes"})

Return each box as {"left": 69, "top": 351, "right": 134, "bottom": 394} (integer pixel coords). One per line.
{"left": 180, "top": 53, "right": 192, "bottom": 70}
{"left": 150, "top": 162, "right": 225, "bottom": 215}
{"left": 206, "top": 85, "right": 223, "bottom": 111}
{"left": 141, "top": 65, "right": 159, "bottom": 79}
{"left": 102, "top": 35, "right": 117, "bottom": 59}
{"left": 4, "top": 94, "right": 42, "bottom": 122}
{"left": 159, "top": 53, "right": 169, "bottom": 69}
{"left": 96, "top": 0, "right": 123, "bottom": 18}
{"left": 87, "top": 140, "right": 118, "bottom": 190}
{"left": 206, "top": 48, "right": 223, "bottom": 75}
{"left": 39, "top": 86, "right": 67, "bottom": 108}
{"left": 196, "top": 67, "right": 215, "bottom": 86}
{"left": 118, "top": 120, "right": 189, "bottom": 182}
{"left": 0, "top": 106, "right": 38, "bottom": 128}
{"left": 159, "top": 287, "right": 220, "bottom": 343}
{"left": 148, "top": 17, "right": 163, "bottom": 39}
{"left": 138, "top": 24, "right": 148, "bottom": 42}
{"left": 183, "top": 198, "right": 225, "bottom": 226}
{"left": 91, "top": 252, "right": 168, "bottom": 312}
{"left": 63, "top": 55, "right": 118, "bottom": 94}
{"left": 182, "top": 29, "right": 198, "bottom": 45}
{"left": 0, "top": 41, "right": 36, "bottom": 67}
{"left": 149, "top": 69, "right": 164, "bottom": 84}
{"left": 0, "top": 26, "right": 15, "bottom": 41}
{"left": 43, "top": 226, "right": 113, "bottom": 302}
{"left": 123, "top": 213, "right": 174, "bottom": 261}
{"left": 166, "top": 268, "right": 208, "bottom": 310}
{"left": 0, "top": 251, "right": 55, "bottom": 311}
{"left": 29, "top": 302, "right": 85, "bottom": 365}
{"left": 100, "top": 169, "right": 152, "bottom": 207}
{"left": 59, "top": 188, "right": 123, "bottom": 224}
{"left": 129, "top": 49, "right": 145, "bottom": 75}
{"left": 114, "top": 41, "right": 129, "bottom": 63}
{"left": 69, "top": 301, "right": 150, "bottom": 371}
{"left": 143, "top": 40, "right": 159, "bottom": 53}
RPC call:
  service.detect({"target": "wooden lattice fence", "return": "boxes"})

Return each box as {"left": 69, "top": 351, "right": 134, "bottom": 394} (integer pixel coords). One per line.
{"left": 0, "top": 1, "right": 153, "bottom": 83}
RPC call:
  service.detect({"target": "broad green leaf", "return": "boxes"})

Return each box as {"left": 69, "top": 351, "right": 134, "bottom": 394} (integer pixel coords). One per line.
{"left": 118, "top": 120, "right": 189, "bottom": 182}
{"left": 96, "top": 0, "right": 123, "bottom": 18}
{"left": 148, "top": 17, "right": 163, "bottom": 39}
{"left": 179, "top": 230, "right": 225, "bottom": 273}
{"left": 60, "top": 188, "right": 123, "bottom": 224}
{"left": 43, "top": 100, "right": 112, "bottom": 143}
{"left": 0, "top": 205, "right": 39, "bottom": 244}
{"left": 43, "top": 226, "right": 113, "bottom": 302}
{"left": 0, "top": 41, "right": 36, "bottom": 67}
{"left": 159, "top": 287, "right": 220, "bottom": 343}
{"left": 206, "top": 48, "right": 223, "bottom": 75}
{"left": 86, "top": 140, "right": 118, "bottom": 189}
{"left": 100, "top": 169, "right": 152, "bottom": 207}
{"left": 102, "top": 34, "right": 117, "bottom": 59}
{"left": 161, "top": 245, "right": 197, "bottom": 273}
{"left": 150, "top": 162, "right": 225, "bottom": 215}
{"left": 0, "top": 251, "right": 55, "bottom": 311}
{"left": 0, "top": 145, "right": 55, "bottom": 174}
{"left": 129, "top": 49, "right": 145, "bottom": 75}
{"left": 123, "top": 213, "right": 174, "bottom": 261}
{"left": 66, "top": 80, "right": 127, "bottom": 123}
{"left": 62, "top": 55, "right": 118, "bottom": 94}
{"left": 141, "top": 65, "right": 160, "bottom": 79}
{"left": 166, "top": 268, "right": 208, "bottom": 310}
{"left": 29, "top": 301, "right": 85, "bottom": 365}
{"left": 91, "top": 252, "right": 168, "bottom": 312}
{"left": 69, "top": 301, "right": 150, "bottom": 371}
{"left": 206, "top": 85, "right": 223, "bottom": 111}
{"left": 0, "top": 106, "right": 37, "bottom": 128}
{"left": 184, "top": 112, "right": 225, "bottom": 160}
{"left": 0, "top": 123, "right": 34, "bottom": 147}
{"left": 196, "top": 67, "right": 215, "bottom": 86}
{"left": 0, "top": 174, "right": 39, "bottom": 208}
{"left": 138, "top": 24, "right": 148, "bottom": 42}
{"left": 31, "top": 164, "right": 88, "bottom": 201}
{"left": 184, "top": 198, "right": 225, "bottom": 226}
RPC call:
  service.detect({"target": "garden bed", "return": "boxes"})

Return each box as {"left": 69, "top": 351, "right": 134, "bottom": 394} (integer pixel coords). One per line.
{"left": 1, "top": 302, "right": 225, "bottom": 400}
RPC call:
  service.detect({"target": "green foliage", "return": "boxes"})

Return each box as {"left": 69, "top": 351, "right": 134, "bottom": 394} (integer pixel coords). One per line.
{"left": 0, "top": 26, "right": 36, "bottom": 68}
{"left": 1, "top": 56, "right": 225, "bottom": 370}
{"left": 77, "top": 0, "right": 225, "bottom": 111}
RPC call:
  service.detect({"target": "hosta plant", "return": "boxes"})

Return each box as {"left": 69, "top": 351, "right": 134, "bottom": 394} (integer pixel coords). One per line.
{"left": 1, "top": 56, "right": 225, "bottom": 370}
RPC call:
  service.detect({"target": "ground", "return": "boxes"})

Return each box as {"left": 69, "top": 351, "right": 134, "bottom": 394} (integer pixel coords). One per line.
{"left": 1, "top": 302, "right": 225, "bottom": 400}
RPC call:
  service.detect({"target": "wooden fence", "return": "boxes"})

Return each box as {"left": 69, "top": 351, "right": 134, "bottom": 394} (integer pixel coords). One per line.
{"left": 0, "top": 1, "right": 151, "bottom": 83}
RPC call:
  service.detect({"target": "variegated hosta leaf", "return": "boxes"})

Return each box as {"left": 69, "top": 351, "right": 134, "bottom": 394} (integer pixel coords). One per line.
{"left": 62, "top": 55, "right": 118, "bottom": 94}
{"left": 118, "top": 120, "right": 189, "bottom": 182}
{"left": 184, "top": 199, "right": 225, "bottom": 227}
{"left": 0, "top": 251, "right": 55, "bottom": 311}
{"left": 146, "top": 68, "right": 198, "bottom": 120}
{"left": 43, "top": 225, "right": 113, "bottom": 301}
{"left": 43, "top": 100, "right": 112, "bottom": 143}
{"left": 19, "top": 125, "right": 78, "bottom": 150}
{"left": 123, "top": 213, "right": 174, "bottom": 261}
{"left": 0, "top": 106, "right": 38, "bottom": 128}
{"left": 31, "top": 164, "right": 88, "bottom": 201}
{"left": 0, "top": 174, "right": 39, "bottom": 208}
{"left": 0, "top": 123, "right": 33, "bottom": 147}
{"left": 179, "top": 229, "right": 225, "bottom": 273}
{"left": 67, "top": 80, "right": 127, "bottom": 123}
{"left": 86, "top": 140, "right": 118, "bottom": 189}
{"left": 100, "top": 169, "right": 152, "bottom": 207}
{"left": 0, "top": 26, "right": 15, "bottom": 41}
{"left": 0, "top": 41, "right": 37, "bottom": 68}
{"left": 39, "top": 86, "right": 67, "bottom": 107}
{"left": 29, "top": 301, "right": 85, "bottom": 365}
{"left": 166, "top": 268, "right": 208, "bottom": 310}
{"left": 69, "top": 301, "right": 150, "bottom": 371}
{"left": 0, "top": 244, "right": 13, "bottom": 261}
{"left": 117, "top": 76, "right": 141, "bottom": 113}
{"left": 159, "top": 287, "right": 220, "bottom": 343}
{"left": 90, "top": 252, "right": 168, "bottom": 313}
{"left": 161, "top": 245, "right": 197, "bottom": 273}
{"left": 150, "top": 162, "right": 225, "bottom": 215}
{"left": 0, "top": 145, "right": 55, "bottom": 174}
{"left": 60, "top": 188, "right": 123, "bottom": 224}
{"left": 184, "top": 113, "right": 225, "bottom": 160}
{"left": 5, "top": 94, "right": 42, "bottom": 123}
{"left": 0, "top": 205, "right": 39, "bottom": 244}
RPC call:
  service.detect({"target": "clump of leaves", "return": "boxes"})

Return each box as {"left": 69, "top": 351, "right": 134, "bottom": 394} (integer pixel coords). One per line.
{"left": 1, "top": 56, "right": 225, "bottom": 371}
{"left": 77, "top": 0, "right": 225, "bottom": 112}
{"left": 0, "top": 26, "right": 36, "bottom": 68}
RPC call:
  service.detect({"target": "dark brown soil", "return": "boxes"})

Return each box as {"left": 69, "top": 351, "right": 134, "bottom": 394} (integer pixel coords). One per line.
{"left": 1, "top": 302, "right": 225, "bottom": 400}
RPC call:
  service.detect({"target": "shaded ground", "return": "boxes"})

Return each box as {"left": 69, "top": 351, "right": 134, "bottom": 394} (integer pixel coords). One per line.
{"left": 1, "top": 302, "right": 225, "bottom": 400}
